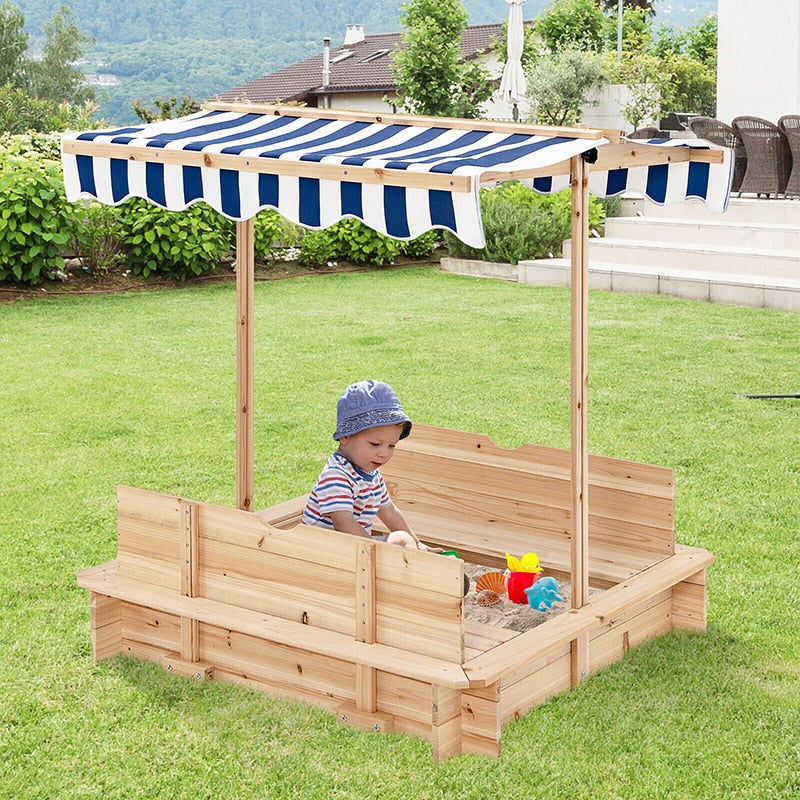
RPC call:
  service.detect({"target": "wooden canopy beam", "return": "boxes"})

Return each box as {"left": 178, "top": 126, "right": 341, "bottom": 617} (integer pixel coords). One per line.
{"left": 205, "top": 101, "right": 621, "bottom": 143}
{"left": 62, "top": 138, "right": 474, "bottom": 194}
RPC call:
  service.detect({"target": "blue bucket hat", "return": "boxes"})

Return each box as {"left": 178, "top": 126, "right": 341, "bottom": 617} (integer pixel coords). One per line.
{"left": 333, "top": 380, "right": 412, "bottom": 441}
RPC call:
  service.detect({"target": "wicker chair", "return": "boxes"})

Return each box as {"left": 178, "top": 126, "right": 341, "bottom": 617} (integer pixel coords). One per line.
{"left": 627, "top": 126, "right": 660, "bottom": 140}
{"left": 778, "top": 115, "right": 800, "bottom": 197}
{"left": 731, "top": 116, "right": 792, "bottom": 197}
{"left": 688, "top": 117, "right": 747, "bottom": 193}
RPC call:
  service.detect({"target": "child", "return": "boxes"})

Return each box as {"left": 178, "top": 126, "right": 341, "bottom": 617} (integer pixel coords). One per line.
{"left": 303, "top": 380, "right": 440, "bottom": 551}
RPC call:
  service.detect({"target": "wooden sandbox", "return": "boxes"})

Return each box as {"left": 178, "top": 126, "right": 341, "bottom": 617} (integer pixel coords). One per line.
{"left": 78, "top": 424, "right": 713, "bottom": 759}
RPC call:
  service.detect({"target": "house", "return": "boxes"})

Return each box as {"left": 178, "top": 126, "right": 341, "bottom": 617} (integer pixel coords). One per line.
{"left": 213, "top": 22, "right": 516, "bottom": 119}
{"left": 717, "top": 0, "right": 800, "bottom": 123}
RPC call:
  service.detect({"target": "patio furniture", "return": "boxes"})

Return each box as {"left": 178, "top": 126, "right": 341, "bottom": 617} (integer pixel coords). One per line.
{"left": 627, "top": 126, "right": 660, "bottom": 140}
{"left": 777, "top": 114, "right": 800, "bottom": 196}
{"left": 688, "top": 116, "right": 747, "bottom": 193}
{"left": 732, "top": 116, "right": 792, "bottom": 197}
{"left": 660, "top": 111, "right": 699, "bottom": 131}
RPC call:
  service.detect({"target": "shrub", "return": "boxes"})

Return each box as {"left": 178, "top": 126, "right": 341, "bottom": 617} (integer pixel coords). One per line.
{"left": 297, "top": 219, "right": 400, "bottom": 268}
{"left": 398, "top": 230, "right": 439, "bottom": 259}
{"left": 443, "top": 181, "right": 606, "bottom": 264}
{"left": 253, "top": 209, "right": 300, "bottom": 263}
{"left": 297, "top": 219, "right": 440, "bottom": 268}
{"left": 0, "top": 145, "right": 71, "bottom": 284}
{"left": 71, "top": 201, "right": 124, "bottom": 274}
{"left": 116, "top": 199, "right": 234, "bottom": 279}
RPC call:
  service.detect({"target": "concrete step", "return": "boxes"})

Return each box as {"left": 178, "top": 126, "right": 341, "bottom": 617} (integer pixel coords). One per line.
{"left": 564, "top": 237, "right": 800, "bottom": 280}
{"left": 517, "top": 257, "right": 800, "bottom": 312}
{"left": 604, "top": 216, "right": 800, "bottom": 250}
{"left": 620, "top": 196, "right": 800, "bottom": 226}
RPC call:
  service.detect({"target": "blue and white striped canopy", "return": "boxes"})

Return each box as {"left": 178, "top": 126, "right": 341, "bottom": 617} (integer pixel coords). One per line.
{"left": 62, "top": 108, "right": 733, "bottom": 248}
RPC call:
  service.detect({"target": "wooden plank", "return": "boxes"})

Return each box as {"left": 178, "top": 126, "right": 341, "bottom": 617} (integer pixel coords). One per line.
{"left": 376, "top": 672, "right": 432, "bottom": 727}
{"left": 89, "top": 592, "right": 122, "bottom": 660}
{"left": 587, "top": 590, "right": 671, "bottom": 673}
{"left": 121, "top": 604, "right": 182, "bottom": 653}
{"left": 76, "top": 570, "right": 469, "bottom": 688}
{"left": 117, "top": 486, "right": 182, "bottom": 585}
{"left": 335, "top": 702, "right": 395, "bottom": 733}
{"left": 211, "top": 666, "right": 346, "bottom": 716}
{"left": 163, "top": 656, "right": 213, "bottom": 680}
{"left": 200, "top": 624, "right": 356, "bottom": 700}
{"left": 200, "top": 501, "right": 359, "bottom": 572}
{"left": 461, "top": 687, "right": 501, "bottom": 745}
{"left": 198, "top": 569, "right": 355, "bottom": 636}
{"left": 431, "top": 686, "right": 463, "bottom": 761}
{"left": 254, "top": 495, "right": 307, "bottom": 528}
{"left": 671, "top": 568, "right": 708, "bottom": 632}
{"left": 383, "top": 425, "right": 677, "bottom": 577}
{"left": 464, "top": 545, "right": 714, "bottom": 687}
{"left": 497, "top": 646, "right": 572, "bottom": 726}
{"left": 592, "top": 141, "right": 725, "bottom": 171}
{"left": 204, "top": 101, "right": 618, "bottom": 142}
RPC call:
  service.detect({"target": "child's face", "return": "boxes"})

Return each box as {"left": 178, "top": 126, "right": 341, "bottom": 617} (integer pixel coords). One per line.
{"left": 338, "top": 423, "right": 405, "bottom": 473}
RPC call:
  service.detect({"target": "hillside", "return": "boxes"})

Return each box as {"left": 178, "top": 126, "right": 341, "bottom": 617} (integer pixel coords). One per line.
{"left": 15, "top": 0, "right": 716, "bottom": 125}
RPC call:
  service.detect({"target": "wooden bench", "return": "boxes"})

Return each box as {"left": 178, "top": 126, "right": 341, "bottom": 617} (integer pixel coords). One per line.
{"left": 78, "top": 424, "right": 713, "bottom": 759}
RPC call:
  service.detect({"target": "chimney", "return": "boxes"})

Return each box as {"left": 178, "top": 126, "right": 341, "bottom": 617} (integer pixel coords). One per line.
{"left": 343, "top": 24, "right": 365, "bottom": 45}
{"left": 322, "top": 37, "right": 331, "bottom": 88}
{"left": 321, "top": 36, "right": 331, "bottom": 109}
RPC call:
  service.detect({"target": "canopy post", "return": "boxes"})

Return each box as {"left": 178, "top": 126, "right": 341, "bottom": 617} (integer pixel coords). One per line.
{"left": 235, "top": 219, "right": 255, "bottom": 511}
{"left": 569, "top": 155, "right": 590, "bottom": 685}
{"left": 569, "top": 155, "right": 590, "bottom": 609}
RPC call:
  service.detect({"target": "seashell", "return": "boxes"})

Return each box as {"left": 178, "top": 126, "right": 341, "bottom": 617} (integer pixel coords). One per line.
{"left": 476, "top": 589, "right": 502, "bottom": 606}
{"left": 475, "top": 571, "right": 506, "bottom": 595}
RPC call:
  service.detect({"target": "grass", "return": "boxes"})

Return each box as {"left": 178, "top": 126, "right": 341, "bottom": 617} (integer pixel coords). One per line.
{"left": 1, "top": 265, "right": 799, "bottom": 799}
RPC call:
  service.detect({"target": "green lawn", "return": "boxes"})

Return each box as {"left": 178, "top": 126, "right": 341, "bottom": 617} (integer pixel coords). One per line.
{"left": 1, "top": 266, "right": 798, "bottom": 799}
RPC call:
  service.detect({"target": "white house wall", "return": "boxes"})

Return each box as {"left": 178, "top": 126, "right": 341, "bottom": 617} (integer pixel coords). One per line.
{"left": 717, "top": 0, "right": 800, "bottom": 124}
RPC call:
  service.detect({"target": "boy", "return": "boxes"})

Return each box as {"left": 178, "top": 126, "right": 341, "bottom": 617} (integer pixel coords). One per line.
{"left": 303, "top": 380, "right": 439, "bottom": 551}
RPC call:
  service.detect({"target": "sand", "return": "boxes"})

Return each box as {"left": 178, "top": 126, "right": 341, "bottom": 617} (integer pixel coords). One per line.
{"left": 462, "top": 563, "right": 602, "bottom": 633}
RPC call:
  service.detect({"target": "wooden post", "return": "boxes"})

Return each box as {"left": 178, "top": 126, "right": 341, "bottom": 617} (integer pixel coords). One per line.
{"left": 569, "top": 155, "right": 590, "bottom": 608}
{"left": 355, "top": 541, "right": 377, "bottom": 713}
{"left": 236, "top": 219, "right": 255, "bottom": 512}
{"left": 570, "top": 155, "right": 590, "bottom": 684}
{"left": 179, "top": 500, "right": 199, "bottom": 662}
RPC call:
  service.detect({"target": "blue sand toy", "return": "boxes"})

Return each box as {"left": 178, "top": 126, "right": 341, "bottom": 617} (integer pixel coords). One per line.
{"left": 524, "top": 576, "right": 564, "bottom": 611}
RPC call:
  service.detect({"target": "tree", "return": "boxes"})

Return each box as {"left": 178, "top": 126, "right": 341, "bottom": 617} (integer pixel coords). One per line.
{"left": 0, "top": 3, "right": 96, "bottom": 132}
{"left": 536, "top": 0, "right": 608, "bottom": 54}
{"left": 132, "top": 95, "right": 198, "bottom": 123}
{"left": 391, "top": 0, "right": 492, "bottom": 119}
{"left": 27, "top": 5, "right": 93, "bottom": 106}
{"left": 0, "top": 1, "right": 27, "bottom": 86}
{"left": 526, "top": 48, "right": 606, "bottom": 126}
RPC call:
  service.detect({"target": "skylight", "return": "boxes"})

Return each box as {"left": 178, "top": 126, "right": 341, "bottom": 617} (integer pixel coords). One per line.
{"left": 330, "top": 50, "right": 354, "bottom": 64}
{"left": 358, "top": 49, "right": 390, "bottom": 64}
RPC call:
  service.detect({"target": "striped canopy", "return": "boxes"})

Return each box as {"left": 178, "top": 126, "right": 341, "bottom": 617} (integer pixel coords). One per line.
{"left": 62, "top": 105, "right": 733, "bottom": 249}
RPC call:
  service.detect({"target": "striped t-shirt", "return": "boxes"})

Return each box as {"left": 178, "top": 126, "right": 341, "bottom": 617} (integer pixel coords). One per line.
{"left": 302, "top": 451, "right": 390, "bottom": 535}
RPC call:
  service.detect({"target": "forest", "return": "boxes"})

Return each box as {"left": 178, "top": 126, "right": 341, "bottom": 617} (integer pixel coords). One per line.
{"left": 14, "top": 0, "right": 715, "bottom": 125}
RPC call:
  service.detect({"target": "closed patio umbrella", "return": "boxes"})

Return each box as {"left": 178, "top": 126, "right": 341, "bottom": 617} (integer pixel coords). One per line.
{"left": 498, "top": 0, "right": 527, "bottom": 121}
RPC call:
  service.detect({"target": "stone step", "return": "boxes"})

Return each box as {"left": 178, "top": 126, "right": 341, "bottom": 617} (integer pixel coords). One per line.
{"left": 517, "top": 257, "right": 800, "bottom": 312}
{"left": 604, "top": 216, "right": 800, "bottom": 250}
{"left": 620, "top": 196, "right": 800, "bottom": 226}
{"left": 564, "top": 237, "right": 800, "bottom": 280}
